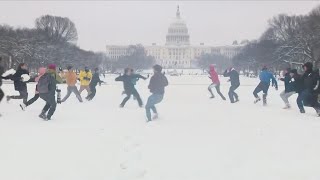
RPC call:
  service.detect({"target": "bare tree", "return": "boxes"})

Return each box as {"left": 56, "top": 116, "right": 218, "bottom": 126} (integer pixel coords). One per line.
{"left": 35, "top": 15, "right": 78, "bottom": 43}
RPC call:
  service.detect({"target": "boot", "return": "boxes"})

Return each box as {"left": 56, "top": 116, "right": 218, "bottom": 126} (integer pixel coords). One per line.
{"left": 254, "top": 97, "right": 261, "bottom": 104}
{"left": 263, "top": 94, "right": 267, "bottom": 106}
{"left": 300, "top": 109, "right": 306, "bottom": 113}
{"left": 39, "top": 112, "right": 47, "bottom": 120}
{"left": 20, "top": 104, "right": 27, "bottom": 111}
{"left": 283, "top": 104, "right": 291, "bottom": 109}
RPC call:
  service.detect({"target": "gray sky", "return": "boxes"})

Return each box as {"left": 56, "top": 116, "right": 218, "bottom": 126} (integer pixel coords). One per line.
{"left": 0, "top": 1, "right": 319, "bottom": 52}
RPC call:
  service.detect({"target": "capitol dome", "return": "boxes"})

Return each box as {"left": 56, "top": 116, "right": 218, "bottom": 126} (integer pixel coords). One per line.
{"left": 165, "top": 6, "right": 190, "bottom": 46}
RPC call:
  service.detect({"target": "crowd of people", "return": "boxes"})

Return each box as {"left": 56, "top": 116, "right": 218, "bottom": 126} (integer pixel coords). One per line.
{"left": 207, "top": 61, "right": 320, "bottom": 116}
{"left": 0, "top": 56, "right": 320, "bottom": 121}
{"left": 0, "top": 58, "right": 169, "bottom": 122}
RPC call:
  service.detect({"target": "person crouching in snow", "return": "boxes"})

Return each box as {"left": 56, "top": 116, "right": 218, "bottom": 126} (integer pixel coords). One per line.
{"left": 86, "top": 68, "right": 103, "bottom": 101}
{"left": 61, "top": 65, "right": 83, "bottom": 103}
{"left": 279, "top": 68, "right": 296, "bottom": 109}
{"left": 208, "top": 64, "right": 226, "bottom": 100}
{"left": 223, "top": 67, "right": 240, "bottom": 103}
{"left": 146, "top": 65, "right": 168, "bottom": 122}
{"left": 20, "top": 67, "right": 47, "bottom": 110}
{"left": 3, "top": 63, "right": 30, "bottom": 104}
{"left": 38, "top": 64, "right": 63, "bottom": 120}
{"left": 253, "top": 66, "right": 278, "bottom": 105}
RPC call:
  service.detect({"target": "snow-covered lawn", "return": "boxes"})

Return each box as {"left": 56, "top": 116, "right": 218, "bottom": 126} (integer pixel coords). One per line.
{"left": 1, "top": 75, "right": 320, "bottom": 180}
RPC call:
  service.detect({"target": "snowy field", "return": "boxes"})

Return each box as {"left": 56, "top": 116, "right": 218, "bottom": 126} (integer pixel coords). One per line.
{"left": 1, "top": 75, "right": 320, "bottom": 180}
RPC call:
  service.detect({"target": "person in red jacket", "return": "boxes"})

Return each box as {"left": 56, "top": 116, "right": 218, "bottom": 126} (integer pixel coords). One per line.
{"left": 208, "top": 64, "right": 226, "bottom": 100}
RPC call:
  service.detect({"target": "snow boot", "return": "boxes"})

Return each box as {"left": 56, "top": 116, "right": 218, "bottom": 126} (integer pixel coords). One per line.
{"left": 6, "top": 96, "right": 11, "bottom": 102}
{"left": 263, "top": 94, "right": 267, "bottom": 106}
{"left": 300, "top": 109, "right": 306, "bottom": 114}
{"left": 39, "top": 113, "right": 47, "bottom": 120}
{"left": 153, "top": 113, "right": 159, "bottom": 120}
{"left": 20, "top": 104, "right": 26, "bottom": 111}
{"left": 254, "top": 97, "right": 261, "bottom": 104}
{"left": 283, "top": 104, "right": 291, "bottom": 109}
{"left": 210, "top": 95, "right": 215, "bottom": 99}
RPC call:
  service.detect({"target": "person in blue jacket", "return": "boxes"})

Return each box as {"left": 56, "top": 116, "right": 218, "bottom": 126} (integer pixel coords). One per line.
{"left": 253, "top": 66, "right": 278, "bottom": 105}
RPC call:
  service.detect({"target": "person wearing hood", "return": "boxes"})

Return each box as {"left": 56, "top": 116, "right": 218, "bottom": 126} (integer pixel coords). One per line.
{"left": 279, "top": 68, "right": 296, "bottom": 109}
{"left": 20, "top": 67, "right": 47, "bottom": 110}
{"left": 0, "top": 57, "right": 4, "bottom": 111}
{"left": 208, "top": 64, "right": 226, "bottom": 100}
{"left": 115, "top": 67, "right": 147, "bottom": 107}
{"left": 3, "top": 63, "right": 29, "bottom": 104}
{"left": 223, "top": 67, "right": 240, "bottom": 103}
{"left": 38, "top": 64, "right": 63, "bottom": 120}
{"left": 289, "top": 69, "right": 305, "bottom": 113}
{"left": 300, "top": 62, "right": 320, "bottom": 115}
{"left": 86, "top": 68, "right": 103, "bottom": 101}
{"left": 79, "top": 66, "right": 92, "bottom": 97}
{"left": 253, "top": 66, "right": 278, "bottom": 105}
{"left": 61, "top": 65, "right": 83, "bottom": 103}
{"left": 145, "top": 65, "right": 168, "bottom": 122}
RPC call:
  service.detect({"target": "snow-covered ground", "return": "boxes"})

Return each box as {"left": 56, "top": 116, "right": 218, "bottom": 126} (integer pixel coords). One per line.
{"left": 1, "top": 75, "right": 320, "bottom": 180}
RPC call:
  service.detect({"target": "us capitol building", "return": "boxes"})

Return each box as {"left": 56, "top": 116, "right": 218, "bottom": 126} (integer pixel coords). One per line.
{"left": 106, "top": 6, "right": 243, "bottom": 69}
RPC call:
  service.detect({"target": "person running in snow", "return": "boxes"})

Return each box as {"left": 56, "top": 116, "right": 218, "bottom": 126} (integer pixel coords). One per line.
{"left": 290, "top": 69, "right": 305, "bottom": 113}
{"left": 0, "top": 57, "right": 4, "bottom": 115}
{"left": 3, "top": 63, "right": 30, "bottom": 104}
{"left": 20, "top": 67, "right": 47, "bottom": 110}
{"left": 223, "top": 67, "right": 240, "bottom": 103}
{"left": 115, "top": 68, "right": 147, "bottom": 108}
{"left": 145, "top": 65, "right": 168, "bottom": 122}
{"left": 38, "top": 64, "right": 63, "bottom": 120}
{"left": 279, "top": 68, "right": 296, "bottom": 109}
{"left": 253, "top": 66, "right": 278, "bottom": 105}
{"left": 61, "top": 65, "right": 83, "bottom": 103}
{"left": 79, "top": 66, "right": 92, "bottom": 97}
{"left": 86, "top": 68, "right": 103, "bottom": 101}
{"left": 208, "top": 64, "right": 226, "bottom": 100}
{"left": 300, "top": 62, "right": 320, "bottom": 116}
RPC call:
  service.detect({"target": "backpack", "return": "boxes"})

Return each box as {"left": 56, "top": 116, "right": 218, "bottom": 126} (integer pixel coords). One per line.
{"left": 37, "top": 73, "right": 51, "bottom": 94}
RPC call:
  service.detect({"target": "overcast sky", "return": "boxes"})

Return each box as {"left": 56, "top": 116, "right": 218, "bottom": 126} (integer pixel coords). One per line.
{"left": 0, "top": 1, "right": 319, "bottom": 52}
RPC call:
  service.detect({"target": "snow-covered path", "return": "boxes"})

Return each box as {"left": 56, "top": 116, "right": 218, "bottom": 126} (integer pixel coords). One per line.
{"left": 1, "top": 75, "right": 320, "bottom": 180}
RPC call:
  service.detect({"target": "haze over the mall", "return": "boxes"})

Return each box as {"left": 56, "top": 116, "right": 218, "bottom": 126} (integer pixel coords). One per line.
{"left": 0, "top": 1, "right": 318, "bottom": 52}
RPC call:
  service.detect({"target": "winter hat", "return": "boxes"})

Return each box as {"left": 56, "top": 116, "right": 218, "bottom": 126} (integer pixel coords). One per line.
{"left": 303, "top": 62, "right": 313, "bottom": 71}
{"left": 262, "top": 66, "right": 268, "bottom": 70}
{"left": 67, "top": 65, "right": 73, "bottom": 70}
{"left": 153, "top": 64, "right": 163, "bottom": 72}
{"left": 48, "top": 64, "right": 56, "bottom": 70}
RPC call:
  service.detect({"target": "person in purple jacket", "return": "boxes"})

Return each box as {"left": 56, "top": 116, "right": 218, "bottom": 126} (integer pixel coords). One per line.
{"left": 145, "top": 65, "right": 168, "bottom": 122}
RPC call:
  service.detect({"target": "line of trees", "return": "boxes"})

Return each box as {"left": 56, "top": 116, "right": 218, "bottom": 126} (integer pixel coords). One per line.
{"left": 233, "top": 5, "right": 320, "bottom": 73}
{"left": 0, "top": 15, "right": 104, "bottom": 71}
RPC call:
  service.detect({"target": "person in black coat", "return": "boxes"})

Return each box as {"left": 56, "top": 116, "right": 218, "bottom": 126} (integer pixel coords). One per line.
{"left": 145, "top": 65, "right": 168, "bottom": 122}
{"left": 279, "top": 68, "right": 297, "bottom": 109}
{"left": 0, "top": 57, "right": 4, "bottom": 107}
{"left": 290, "top": 69, "right": 305, "bottom": 113}
{"left": 300, "top": 62, "right": 320, "bottom": 115}
{"left": 86, "top": 68, "right": 103, "bottom": 101}
{"left": 223, "top": 68, "right": 240, "bottom": 103}
{"left": 115, "top": 68, "right": 147, "bottom": 107}
{"left": 3, "top": 63, "right": 29, "bottom": 104}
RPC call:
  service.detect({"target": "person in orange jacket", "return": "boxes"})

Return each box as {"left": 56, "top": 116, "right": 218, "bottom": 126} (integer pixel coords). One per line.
{"left": 61, "top": 65, "right": 83, "bottom": 102}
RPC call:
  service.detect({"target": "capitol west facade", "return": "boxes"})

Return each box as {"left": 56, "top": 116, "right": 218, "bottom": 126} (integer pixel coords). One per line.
{"left": 106, "top": 6, "right": 242, "bottom": 69}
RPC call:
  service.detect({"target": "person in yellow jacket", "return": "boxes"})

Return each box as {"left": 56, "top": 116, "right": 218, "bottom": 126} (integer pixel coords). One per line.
{"left": 79, "top": 67, "right": 92, "bottom": 96}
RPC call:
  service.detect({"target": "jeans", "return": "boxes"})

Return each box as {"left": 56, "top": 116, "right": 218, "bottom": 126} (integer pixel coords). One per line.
{"left": 25, "top": 93, "right": 40, "bottom": 106}
{"left": 62, "top": 86, "right": 83, "bottom": 102}
{"left": 280, "top": 91, "right": 295, "bottom": 106}
{"left": 79, "top": 85, "right": 91, "bottom": 96}
{"left": 40, "top": 93, "right": 57, "bottom": 119}
{"left": 145, "top": 94, "right": 164, "bottom": 121}
{"left": 208, "top": 83, "right": 226, "bottom": 100}
{"left": 86, "top": 85, "right": 96, "bottom": 100}
{"left": 253, "top": 82, "right": 269, "bottom": 98}
{"left": 228, "top": 84, "right": 239, "bottom": 103}
{"left": 120, "top": 88, "right": 143, "bottom": 107}
{"left": 10, "top": 89, "right": 28, "bottom": 104}
{"left": 296, "top": 92, "right": 304, "bottom": 111}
